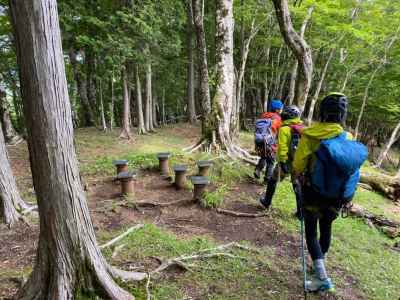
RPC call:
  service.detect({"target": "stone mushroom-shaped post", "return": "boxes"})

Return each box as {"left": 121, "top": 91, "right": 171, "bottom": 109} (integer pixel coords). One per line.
{"left": 197, "top": 160, "right": 213, "bottom": 177}
{"left": 157, "top": 152, "right": 171, "bottom": 177}
{"left": 117, "top": 171, "right": 136, "bottom": 196}
{"left": 113, "top": 159, "right": 129, "bottom": 176}
{"left": 173, "top": 165, "right": 188, "bottom": 190}
{"left": 191, "top": 176, "right": 210, "bottom": 201}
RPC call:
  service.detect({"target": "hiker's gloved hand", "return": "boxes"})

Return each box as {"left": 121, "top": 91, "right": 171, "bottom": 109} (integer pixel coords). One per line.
{"left": 280, "top": 162, "right": 290, "bottom": 174}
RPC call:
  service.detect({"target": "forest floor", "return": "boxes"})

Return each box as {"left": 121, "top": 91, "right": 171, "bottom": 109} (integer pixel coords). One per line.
{"left": 1, "top": 124, "right": 399, "bottom": 300}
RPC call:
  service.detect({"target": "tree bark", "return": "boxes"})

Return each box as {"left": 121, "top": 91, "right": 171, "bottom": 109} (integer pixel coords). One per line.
{"left": 86, "top": 51, "right": 97, "bottom": 122}
{"left": 10, "top": 1, "right": 140, "bottom": 298}
{"left": 0, "top": 86, "right": 21, "bottom": 144}
{"left": 0, "top": 124, "right": 28, "bottom": 227}
{"left": 272, "top": 0, "right": 314, "bottom": 114}
{"left": 135, "top": 65, "right": 146, "bottom": 134}
{"left": 186, "top": 1, "right": 197, "bottom": 123}
{"left": 192, "top": 0, "right": 212, "bottom": 137}
{"left": 152, "top": 92, "right": 158, "bottom": 128}
{"left": 69, "top": 49, "right": 95, "bottom": 127}
{"left": 306, "top": 47, "right": 335, "bottom": 125}
{"left": 287, "top": 60, "right": 298, "bottom": 105}
{"left": 375, "top": 120, "right": 400, "bottom": 168}
{"left": 360, "top": 172, "right": 400, "bottom": 202}
{"left": 120, "top": 68, "right": 132, "bottom": 139}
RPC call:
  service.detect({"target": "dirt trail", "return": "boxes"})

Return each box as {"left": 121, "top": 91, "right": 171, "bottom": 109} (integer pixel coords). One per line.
{"left": 0, "top": 167, "right": 364, "bottom": 299}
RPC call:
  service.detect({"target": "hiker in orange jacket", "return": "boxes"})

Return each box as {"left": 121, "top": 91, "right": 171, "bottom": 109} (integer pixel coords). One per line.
{"left": 254, "top": 99, "right": 283, "bottom": 182}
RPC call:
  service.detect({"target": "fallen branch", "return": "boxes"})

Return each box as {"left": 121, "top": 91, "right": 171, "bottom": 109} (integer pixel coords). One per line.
{"left": 360, "top": 172, "right": 400, "bottom": 202}
{"left": 349, "top": 204, "right": 400, "bottom": 238}
{"left": 146, "top": 274, "right": 152, "bottom": 300}
{"left": 183, "top": 139, "right": 205, "bottom": 152}
{"left": 216, "top": 208, "right": 268, "bottom": 218}
{"left": 112, "top": 243, "right": 126, "bottom": 259}
{"left": 100, "top": 224, "right": 144, "bottom": 249}
{"left": 134, "top": 199, "right": 195, "bottom": 208}
{"left": 108, "top": 265, "right": 147, "bottom": 282}
{"left": 21, "top": 205, "right": 38, "bottom": 215}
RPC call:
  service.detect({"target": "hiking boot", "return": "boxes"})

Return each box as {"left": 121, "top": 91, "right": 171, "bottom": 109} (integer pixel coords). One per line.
{"left": 259, "top": 194, "right": 271, "bottom": 209}
{"left": 305, "top": 277, "right": 335, "bottom": 293}
{"left": 254, "top": 168, "right": 261, "bottom": 179}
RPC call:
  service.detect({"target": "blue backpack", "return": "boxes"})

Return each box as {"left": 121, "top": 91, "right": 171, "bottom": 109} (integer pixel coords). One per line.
{"left": 254, "top": 119, "right": 276, "bottom": 148}
{"left": 311, "top": 132, "right": 368, "bottom": 203}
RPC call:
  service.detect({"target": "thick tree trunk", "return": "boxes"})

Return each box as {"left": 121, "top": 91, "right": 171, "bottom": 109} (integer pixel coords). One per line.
{"left": 272, "top": 0, "right": 314, "bottom": 113}
{"left": 354, "top": 67, "right": 379, "bottom": 140}
{"left": 192, "top": 0, "right": 212, "bottom": 137}
{"left": 146, "top": 62, "right": 155, "bottom": 132}
{"left": 0, "top": 124, "right": 28, "bottom": 226}
{"left": 186, "top": 1, "right": 197, "bottom": 123}
{"left": 375, "top": 120, "right": 400, "bottom": 167}
{"left": 306, "top": 47, "right": 335, "bottom": 125}
{"left": 119, "top": 68, "right": 132, "bottom": 139}
{"left": 99, "top": 80, "right": 107, "bottom": 131}
{"left": 10, "top": 1, "right": 141, "bottom": 298}
{"left": 0, "top": 87, "right": 21, "bottom": 144}
{"left": 69, "top": 50, "right": 95, "bottom": 127}
{"left": 360, "top": 172, "right": 400, "bottom": 202}
{"left": 135, "top": 65, "right": 146, "bottom": 134}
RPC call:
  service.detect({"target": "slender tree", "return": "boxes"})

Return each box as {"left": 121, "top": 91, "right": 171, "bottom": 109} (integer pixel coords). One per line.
{"left": 120, "top": 67, "right": 132, "bottom": 139}
{"left": 136, "top": 65, "right": 146, "bottom": 134}
{"left": 375, "top": 120, "right": 400, "bottom": 168}
{"left": 272, "top": 0, "right": 313, "bottom": 113}
{"left": 0, "top": 84, "right": 21, "bottom": 144}
{"left": 10, "top": 1, "right": 144, "bottom": 298}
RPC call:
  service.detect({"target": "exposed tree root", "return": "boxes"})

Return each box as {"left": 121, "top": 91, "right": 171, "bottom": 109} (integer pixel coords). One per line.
{"left": 100, "top": 224, "right": 145, "bottom": 249}
{"left": 112, "top": 244, "right": 126, "bottom": 259}
{"left": 182, "top": 139, "right": 206, "bottom": 152}
{"left": 107, "top": 265, "right": 147, "bottom": 282}
{"left": 216, "top": 208, "right": 268, "bottom": 218}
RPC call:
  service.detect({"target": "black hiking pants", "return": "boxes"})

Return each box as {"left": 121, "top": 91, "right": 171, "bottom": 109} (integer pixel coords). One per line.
{"left": 302, "top": 185, "right": 339, "bottom": 260}
{"left": 263, "top": 164, "right": 302, "bottom": 214}
{"left": 255, "top": 156, "right": 276, "bottom": 181}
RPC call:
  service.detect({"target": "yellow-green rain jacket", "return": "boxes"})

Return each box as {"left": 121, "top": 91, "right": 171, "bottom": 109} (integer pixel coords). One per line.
{"left": 293, "top": 122, "right": 352, "bottom": 175}
{"left": 277, "top": 117, "right": 303, "bottom": 163}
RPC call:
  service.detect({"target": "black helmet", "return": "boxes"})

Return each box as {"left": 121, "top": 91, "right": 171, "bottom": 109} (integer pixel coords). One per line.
{"left": 319, "top": 93, "right": 348, "bottom": 123}
{"left": 281, "top": 105, "right": 301, "bottom": 120}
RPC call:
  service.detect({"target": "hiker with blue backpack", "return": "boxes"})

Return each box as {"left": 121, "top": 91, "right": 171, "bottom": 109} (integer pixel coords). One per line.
{"left": 259, "top": 105, "right": 304, "bottom": 219}
{"left": 292, "top": 93, "right": 368, "bottom": 293}
{"left": 254, "top": 99, "right": 283, "bottom": 182}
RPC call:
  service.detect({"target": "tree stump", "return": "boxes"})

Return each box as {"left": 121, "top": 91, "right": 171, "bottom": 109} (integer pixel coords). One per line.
{"left": 191, "top": 176, "right": 209, "bottom": 201}
{"left": 117, "top": 171, "right": 136, "bottom": 196}
{"left": 197, "top": 160, "right": 213, "bottom": 176}
{"left": 113, "top": 159, "right": 129, "bottom": 175}
{"left": 173, "top": 165, "right": 188, "bottom": 190}
{"left": 157, "top": 152, "right": 171, "bottom": 177}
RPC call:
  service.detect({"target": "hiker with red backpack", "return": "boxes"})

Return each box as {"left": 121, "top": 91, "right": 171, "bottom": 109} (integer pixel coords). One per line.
{"left": 254, "top": 99, "right": 283, "bottom": 182}
{"left": 259, "top": 105, "right": 304, "bottom": 218}
{"left": 292, "top": 93, "right": 368, "bottom": 293}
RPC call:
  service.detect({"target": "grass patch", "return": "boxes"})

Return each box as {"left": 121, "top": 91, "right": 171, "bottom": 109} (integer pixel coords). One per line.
{"left": 202, "top": 185, "right": 229, "bottom": 208}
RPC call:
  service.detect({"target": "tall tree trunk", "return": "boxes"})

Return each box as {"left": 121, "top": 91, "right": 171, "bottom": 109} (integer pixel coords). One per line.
{"left": 263, "top": 46, "right": 270, "bottom": 109}
{"left": 287, "top": 60, "right": 298, "bottom": 105}
{"left": 119, "top": 68, "right": 132, "bottom": 139}
{"left": 99, "top": 79, "right": 107, "bottom": 131}
{"left": 272, "top": 0, "right": 314, "bottom": 114}
{"left": 162, "top": 88, "right": 166, "bottom": 125}
{"left": 0, "top": 124, "right": 28, "bottom": 226}
{"left": 375, "top": 120, "right": 400, "bottom": 168}
{"left": 146, "top": 62, "right": 154, "bottom": 132}
{"left": 192, "top": 0, "right": 212, "bottom": 137}
{"left": 186, "top": 1, "right": 197, "bottom": 123}
{"left": 68, "top": 50, "right": 95, "bottom": 127}
{"left": 0, "top": 87, "right": 21, "bottom": 144}
{"left": 213, "top": 0, "right": 235, "bottom": 152}
{"left": 109, "top": 74, "right": 115, "bottom": 131}
{"left": 135, "top": 65, "right": 146, "bottom": 134}
{"left": 10, "top": 1, "right": 142, "bottom": 298}
{"left": 306, "top": 47, "right": 335, "bottom": 125}
{"left": 340, "top": 69, "right": 351, "bottom": 93}
{"left": 354, "top": 67, "right": 379, "bottom": 140}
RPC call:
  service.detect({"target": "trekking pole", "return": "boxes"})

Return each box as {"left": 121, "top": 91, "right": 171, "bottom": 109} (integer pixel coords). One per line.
{"left": 300, "top": 215, "right": 308, "bottom": 300}
{"left": 295, "top": 179, "right": 307, "bottom": 300}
